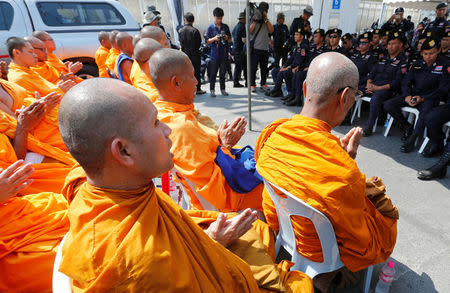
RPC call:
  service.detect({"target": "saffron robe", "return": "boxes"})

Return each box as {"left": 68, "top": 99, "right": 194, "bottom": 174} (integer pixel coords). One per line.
{"left": 31, "top": 62, "right": 61, "bottom": 84}
{"left": 95, "top": 46, "right": 110, "bottom": 78}
{"left": 105, "top": 48, "right": 121, "bottom": 77}
{"left": 46, "top": 53, "right": 83, "bottom": 83}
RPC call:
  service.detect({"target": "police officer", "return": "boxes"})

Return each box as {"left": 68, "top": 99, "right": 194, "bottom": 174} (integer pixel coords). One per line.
{"left": 327, "top": 28, "right": 343, "bottom": 53}
{"left": 440, "top": 31, "right": 450, "bottom": 59}
{"left": 427, "top": 2, "right": 449, "bottom": 39}
{"left": 179, "top": 12, "right": 205, "bottom": 95}
{"left": 381, "top": 7, "right": 414, "bottom": 33}
{"left": 341, "top": 33, "right": 357, "bottom": 57}
{"left": 266, "top": 28, "right": 309, "bottom": 98}
{"left": 384, "top": 38, "right": 449, "bottom": 152}
{"left": 287, "top": 28, "right": 326, "bottom": 106}
{"left": 232, "top": 12, "right": 247, "bottom": 88}
{"left": 351, "top": 32, "right": 377, "bottom": 92}
{"left": 272, "top": 12, "right": 290, "bottom": 68}
{"left": 417, "top": 102, "right": 450, "bottom": 180}
{"left": 290, "top": 5, "right": 313, "bottom": 43}
{"left": 363, "top": 31, "right": 408, "bottom": 136}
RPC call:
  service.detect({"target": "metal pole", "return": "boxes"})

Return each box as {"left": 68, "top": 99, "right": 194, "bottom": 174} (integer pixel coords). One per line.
{"left": 246, "top": 0, "right": 252, "bottom": 130}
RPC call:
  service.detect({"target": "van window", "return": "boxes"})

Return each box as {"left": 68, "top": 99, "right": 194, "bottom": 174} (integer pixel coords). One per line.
{"left": 36, "top": 2, "right": 125, "bottom": 26}
{"left": 0, "top": 2, "right": 14, "bottom": 30}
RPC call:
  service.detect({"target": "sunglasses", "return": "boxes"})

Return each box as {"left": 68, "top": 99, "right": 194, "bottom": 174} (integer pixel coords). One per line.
{"left": 33, "top": 47, "right": 47, "bottom": 52}
{"left": 360, "top": 41, "right": 368, "bottom": 45}
{"left": 330, "top": 35, "right": 339, "bottom": 38}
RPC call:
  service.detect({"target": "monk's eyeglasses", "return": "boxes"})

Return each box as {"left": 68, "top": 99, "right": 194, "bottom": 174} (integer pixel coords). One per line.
{"left": 33, "top": 47, "right": 47, "bottom": 52}
{"left": 337, "top": 86, "right": 362, "bottom": 101}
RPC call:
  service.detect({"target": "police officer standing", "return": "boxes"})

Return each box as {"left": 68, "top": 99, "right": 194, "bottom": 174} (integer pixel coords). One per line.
{"left": 427, "top": 3, "right": 449, "bottom": 39}
{"left": 381, "top": 7, "right": 414, "bottom": 33}
{"left": 266, "top": 28, "right": 309, "bottom": 99}
{"left": 272, "top": 12, "right": 290, "bottom": 68}
{"left": 232, "top": 12, "right": 247, "bottom": 88}
{"left": 179, "top": 12, "right": 205, "bottom": 95}
{"left": 363, "top": 31, "right": 408, "bottom": 136}
{"left": 384, "top": 38, "right": 449, "bottom": 152}
{"left": 290, "top": 5, "right": 313, "bottom": 43}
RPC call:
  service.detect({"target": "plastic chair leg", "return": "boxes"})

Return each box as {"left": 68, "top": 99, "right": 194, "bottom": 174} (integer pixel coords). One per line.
{"left": 418, "top": 137, "right": 429, "bottom": 153}
{"left": 384, "top": 117, "right": 394, "bottom": 137}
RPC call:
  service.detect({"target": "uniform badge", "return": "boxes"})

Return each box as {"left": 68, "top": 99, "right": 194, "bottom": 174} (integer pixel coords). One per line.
{"left": 434, "top": 65, "right": 442, "bottom": 71}
{"left": 393, "top": 60, "right": 400, "bottom": 65}
{"left": 301, "top": 49, "right": 306, "bottom": 56}
{"left": 401, "top": 67, "right": 407, "bottom": 74}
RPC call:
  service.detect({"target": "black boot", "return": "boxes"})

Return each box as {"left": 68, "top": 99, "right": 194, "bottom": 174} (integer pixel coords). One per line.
{"left": 363, "top": 126, "right": 373, "bottom": 137}
{"left": 266, "top": 87, "right": 283, "bottom": 97}
{"left": 401, "top": 123, "right": 414, "bottom": 142}
{"left": 422, "top": 143, "right": 444, "bottom": 158}
{"left": 285, "top": 96, "right": 301, "bottom": 106}
{"left": 400, "top": 134, "right": 418, "bottom": 153}
{"left": 417, "top": 151, "right": 450, "bottom": 180}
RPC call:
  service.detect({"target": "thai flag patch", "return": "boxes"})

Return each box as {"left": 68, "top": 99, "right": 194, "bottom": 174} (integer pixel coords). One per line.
{"left": 434, "top": 66, "right": 442, "bottom": 71}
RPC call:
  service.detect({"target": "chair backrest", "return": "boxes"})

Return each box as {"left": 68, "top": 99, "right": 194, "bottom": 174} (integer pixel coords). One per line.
{"left": 52, "top": 233, "right": 73, "bottom": 293}
{"left": 170, "top": 168, "right": 219, "bottom": 211}
{"left": 262, "top": 178, "right": 344, "bottom": 278}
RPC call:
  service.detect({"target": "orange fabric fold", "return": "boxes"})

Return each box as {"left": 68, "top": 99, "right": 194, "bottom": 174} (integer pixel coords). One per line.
{"left": 0, "top": 78, "right": 25, "bottom": 112}
{"left": 0, "top": 192, "right": 69, "bottom": 292}
{"left": 31, "top": 62, "right": 61, "bottom": 84}
{"left": 46, "top": 53, "right": 83, "bottom": 83}
{"left": 60, "top": 167, "right": 262, "bottom": 292}
{"left": 129, "top": 61, "right": 140, "bottom": 85}
{"left": 132, "top": 68, "right": 159, "bottom": 102}
{"left": 154, "top": 99, "right": 263, "bottom": 212}
{"left": 7, "top": 62, "right": 64, "bottom": 96}
{"left": 255, "top": 115, "right": 397, "bottom": 272}
{"left": 95, "top": 46, "right": 110, "bottom": 78}
{"left": 105, "top": 48, "right": 121, "bottom": 75}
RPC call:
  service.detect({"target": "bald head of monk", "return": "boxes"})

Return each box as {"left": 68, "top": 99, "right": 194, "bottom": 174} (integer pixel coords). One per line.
{"left": 116, "top": 32, "right": 134, "bottom": 57}
{"left": 6, "top": 37, "right": 37, "bottom": 68}
{"left": 149, "top": 48, "right": 197, "bottom": 105}
{"left": 98, "top": 31, "right": 112, "bottom": 50}
{"left": 110, "top": 30, "right": 120, "bottom": 50}
{"left": 301, "top": 52, "right": 359, "bottom": 127}
{"left": 33, "top": 30, "right": 56, "bottom": 53}
{"left": 134, "top": 38, "right": 162, "bottom": 75}
{"left": 140, "top": 26, "right": 170, "bottom": 48}
{"left": 59, "top": 78, "right": 173, "bottom": 189}
{"left": 24, "top": 36, "right": 48, "bottom": 62}
{"left": 133, "top": 34, "right": 141, "bottom": 47}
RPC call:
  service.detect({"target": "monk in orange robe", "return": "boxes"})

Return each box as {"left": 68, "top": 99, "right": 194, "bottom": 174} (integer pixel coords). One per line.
{"left": 0, "top": 160, "right": 69, "bottom": 293}
{"left": 95, "top": 31, "right": 111, "bottom": 78}
{"left": 57, "top": 78, "right": 313, "bottom": 292}
{"left": 33, "top": 31, "right": 84, "bottom": 83}
{"left": 151, "top": 49, "right": 262, "bottom": 212}
{"left": 255, "top": 53, "right": 398, "bottom": 291}
{"left": 105, "top": 30, "right": 121, "bottom": 77}
{"left": 6, "top": 37, "right": 74, "bottom": 97}
{"left": 113, "top": 32, "right": 134, "bottom": 84}
{"left": 0, "top": 78, "right": 67, "bottom": 151}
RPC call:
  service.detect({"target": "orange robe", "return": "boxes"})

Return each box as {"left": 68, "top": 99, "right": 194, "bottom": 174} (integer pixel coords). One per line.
{"left": 129, "top": 60, "right": 140, "bottom": 85}
{"left": 105, "top": 48, "right": 121, "bottom": 77}
{"left": 132, "top": 69, "right": 159, "bottom": 102}
{"left": 0, "top": 112, "right": 76, "bottom": 195}
{"left": 255, "top": 115, "right": 397, "bottom": 272}
{"left": 154, "top": 99, "right": 263, "bottom": 212}
{"left": 60, "top": 167, "right": 313, "bottom": 292}
{"left": 46, "top": 53, "right": 83, "bottom": 83}
{"left": 0, "top": 191, "right": 69, "bottom": 292}
{"left": 7, "top": 62, "right": 64, "bottom": 96}
{"left": 31, "top": 62, "right": 61, "bottom": 84}
{"left": 94, "top": 46, "right": 110, "bottom": 78}
{"left": 0, "top": 78, "right": 67, "bottom": 151}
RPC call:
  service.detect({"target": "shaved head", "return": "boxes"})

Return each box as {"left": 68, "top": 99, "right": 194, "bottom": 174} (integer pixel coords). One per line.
{"left": 116, "top": 32, "right": 133, "bottom": 56}
{"left": 149, "top": 48, "right": 190, "bottom": 89}
{"left": 305, "top": 52, "right": 358, "bottom": 105}
{"left": 140, "top": 26, "right": 164, "bottom": 39}
{"left": 6, "top": 37, "right": 28, "bottom": 58}
{"left": 24, "top": 36, "right": 43, "bottom": 46}
{"left": 110, "top": 30, "right": 120, "bottom": 49}
{"left": 59, "top": 78, "right": 149, "bottom": 175}
{"left": 98, "top": 31, "right": 109, "bottom": 43}
{"left": 133, "top": 33, "right": 141, "bottom": 47}
{"left": 134, "top": 38, "right": 162, "bottom": 66}
{"left": 32, "top": 30, "right": 50, "bottom": 40}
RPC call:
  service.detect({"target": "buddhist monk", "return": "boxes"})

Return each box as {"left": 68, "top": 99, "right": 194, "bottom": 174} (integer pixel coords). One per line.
{"left": 132, "top": 38, "right": 162, "bottom": 101}
{"left": 0, "top": 160, "right": 69, "bottom": 292}
{"left": 33, "top": 31, "right": 84, "bottom": 83}
{"left": 95, "top": 31, "right": 111, "bottom": 78}
{"left": 150, "top": 49, "right": 263, "bottom": 212}
{"left": 255, "top": 52, "right": 398, "bottom": 292}
{"left": 6, "top": 37, "right": 74, "bottom": 97}
{"left": 114, "top": 32, "right": 134, "bottom": 84}
{"left": 105, "top": 30, "right": 121, "bottom": 77}
{"left": 130, "top": 26, "right": 170, "bottom": 88}
{"left": 57, "top": 78, "right": 313, "bottom": 292}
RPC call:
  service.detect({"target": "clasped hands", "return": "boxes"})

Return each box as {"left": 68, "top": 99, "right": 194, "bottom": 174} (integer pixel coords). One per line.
{"left": 340, "top": 127, "right": 363, "bottom": 159}
{"left": 217, "top": 116, "right": 247, "bottom": 150}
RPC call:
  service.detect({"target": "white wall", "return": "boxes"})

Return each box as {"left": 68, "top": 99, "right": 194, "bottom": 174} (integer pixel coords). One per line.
{"left": 311, "top": 0, "right": 361, "bottom": 33}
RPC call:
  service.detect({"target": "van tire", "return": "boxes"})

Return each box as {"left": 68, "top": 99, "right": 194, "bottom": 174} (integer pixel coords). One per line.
{"left": 77, "top": 64, "right": 98, "bottom": 79}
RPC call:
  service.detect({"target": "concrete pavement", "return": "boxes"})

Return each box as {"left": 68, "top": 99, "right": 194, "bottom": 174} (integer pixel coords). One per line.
{"left": 193, "top": 80, "right": 449, "bottom": 293}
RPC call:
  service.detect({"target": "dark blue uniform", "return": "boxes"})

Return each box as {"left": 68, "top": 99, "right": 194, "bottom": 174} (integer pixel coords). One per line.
{"left": 372, "top": 44, "right": 388, "bottom": 60}
{"left": 272, "top": 23, "right": 290, "bottom": 67}
{"left": 384, "top": 57, "right": 449, "bottom": 137}
{"left": 365, "top": 53, "right": 408, "bottom": 129}
{"left": 326, "top": 46, "right": 344, "bottom": 54}
{"left": 232, "top": 21, "right": 246, "bottom": 85}
{"left": 271, "top": 42, "right": 309, "bottom": 95}
{"left": 381, "top": 19, "right": 414, "bottom": 34}
{"left": 427, "top": 17, "right": 449, "bottom": 39}
{"left": 425, "top": 102, "right": 450, "bottom": 153}
{"left": 350, "top": 51, "right": 377, "bottom": 92}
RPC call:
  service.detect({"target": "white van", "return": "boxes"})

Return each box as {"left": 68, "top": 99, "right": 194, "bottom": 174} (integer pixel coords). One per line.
{"left": 0, "top": 0, "right": 140, "bottom": 77}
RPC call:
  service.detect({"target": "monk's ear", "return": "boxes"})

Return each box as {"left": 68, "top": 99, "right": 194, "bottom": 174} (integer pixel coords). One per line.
{"left": 302, "top": 81, "right": 307, "bottom": 101}
{"left": 170, "top": 75, "right": 182, "bottom": 92}
{"left": 110, "top": 138, "right": 134, "bottom": 167}
{"left": 12, "top": 48, "right": 21, "bottom": 59}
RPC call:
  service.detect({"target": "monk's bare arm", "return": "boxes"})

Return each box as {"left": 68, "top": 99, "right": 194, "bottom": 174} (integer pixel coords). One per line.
{"left": 120, "top": 60, "right": 133, "bottom": 82}
{"left": 0, "top": 160, "right": 34, "bottom": 203}
{"left": 0, "top": 102, "right": 14, "bottom": 116}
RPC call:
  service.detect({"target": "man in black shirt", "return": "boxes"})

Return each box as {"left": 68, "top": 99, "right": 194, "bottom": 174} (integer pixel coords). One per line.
{"left": 272, "top": 12, "right": 290, "bottom": 68}
{"left": 381, "top": 7, "right": 414, "bottom": 34}
{"left": 179, "top": 12, "right": 205, "bottom": 94}
{"left": 232, "top": 12, "right": 247, "bottom": 87}
{"left": 289, "top": 5, "right": 313, "bottom": 43}
{"left": 427, "top": 2, "right": 449, "bottom": 39}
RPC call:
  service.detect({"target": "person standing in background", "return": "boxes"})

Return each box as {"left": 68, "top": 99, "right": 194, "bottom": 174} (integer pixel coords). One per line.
{"left": 272, "top": 12, "right": 290, "bottom": 68}
{"left": 232, "top": 12, "right": 247, "bottom": 88}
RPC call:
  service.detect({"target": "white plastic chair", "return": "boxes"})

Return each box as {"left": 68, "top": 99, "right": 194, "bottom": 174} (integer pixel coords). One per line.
{"left": 52, "top": 233, "right": 73, "bottom": 293}
{"left": 170, "top": 168, "right": 219, "bottom": 211}
{"left": 262, "top": 178, "right": 373, "bottom": 293}
{"left": 384, "top": 106, "right": 420, "bottom": 137}
{"left": 418, "top": 121, "right": 450, "bottom": 153}
{"left": 351, "top": 96, "right": 378, "bottom": 133}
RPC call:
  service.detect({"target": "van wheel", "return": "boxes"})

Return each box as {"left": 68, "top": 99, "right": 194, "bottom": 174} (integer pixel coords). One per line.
{"left": 77, "top": 64, "right": 98, "bottom": 79}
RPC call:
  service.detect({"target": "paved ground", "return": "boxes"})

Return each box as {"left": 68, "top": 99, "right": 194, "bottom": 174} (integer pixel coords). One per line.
{"left": 193, "top": 80, "right": 449, "bottom": 293}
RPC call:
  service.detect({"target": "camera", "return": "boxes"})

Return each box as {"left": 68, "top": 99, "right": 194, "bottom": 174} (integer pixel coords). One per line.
{"left": 246, "top": 2, "right": 269, "bottom": 24}
{"left": 217, "top": 31, "right": 227, "bottom": 46}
